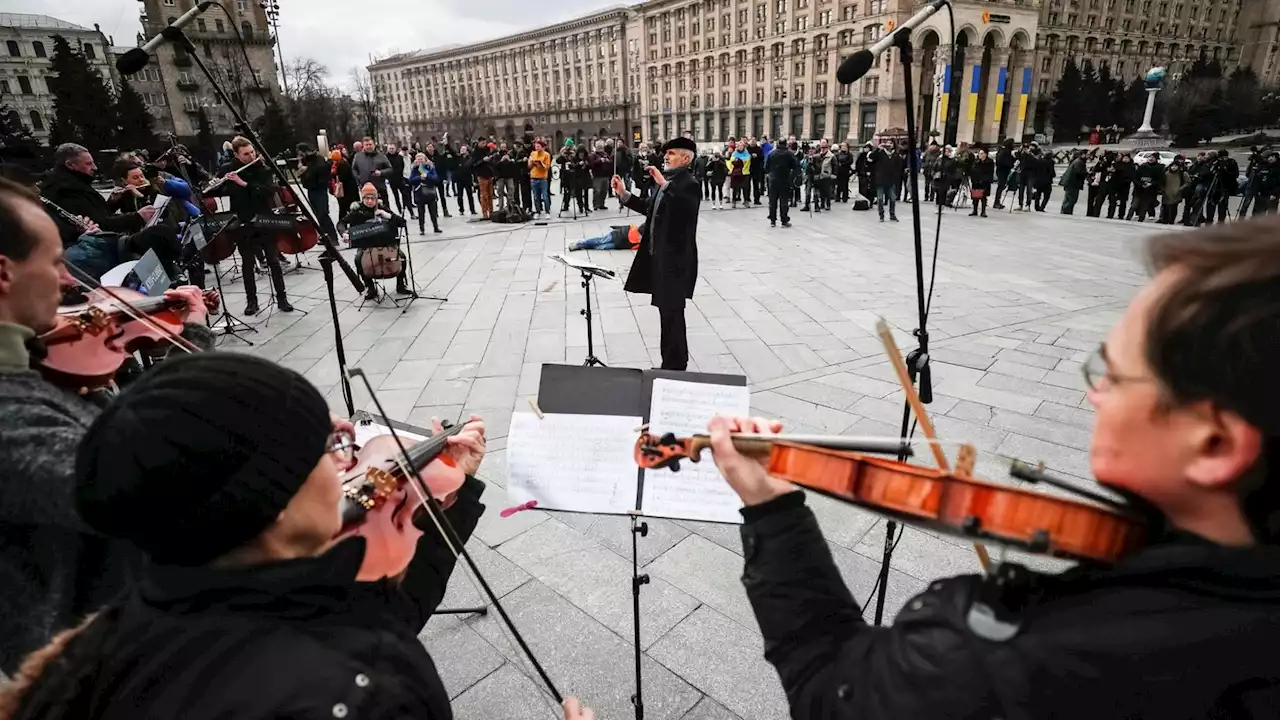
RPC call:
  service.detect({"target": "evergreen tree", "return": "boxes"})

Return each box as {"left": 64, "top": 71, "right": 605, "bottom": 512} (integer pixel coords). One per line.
{"left": 46, "top": 34, "right": 118, "bottom": 150}
{"left": 257, "top": 98, "right": 295, "bottom": 157}
{"left": 0, "top": 105, "right": 39, "bottom": 154}
{"left": 1223, "top": 68, "right": 1261, "bottom": 133}
{"left": 1050, "top": 58, "right": 1086, "bottom": 141}
{"left": 114, "top": 80, "right": 159, "bottom": 154}
{"left": 1167, "top": 78, "right": 1216, "bottom": 146}
{"left": 196, "top": 109, "right": 215, "bottom": 169}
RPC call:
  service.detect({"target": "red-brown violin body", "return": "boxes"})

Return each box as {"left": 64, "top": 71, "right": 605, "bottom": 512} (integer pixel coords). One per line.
{"left": 338, "top": 428, "right": 466, "bottom": 581}
{"left": 39, "top": 287, "right": 219, "bottom": 390}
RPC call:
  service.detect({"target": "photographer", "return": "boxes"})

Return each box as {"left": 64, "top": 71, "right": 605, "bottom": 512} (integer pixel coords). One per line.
{"left": 1204, "top": 149, "right": 1240, "bottom": 225}
{"left": 1107, "top": 152, "right": 1135, "bottom": 220}
{"left": 1249, "top": 151, "right": 1280, "bottom": 216}
{"left": 1129, "top": 153, "right": 1164, "bottom": 223}
{"left": 1238, "top": 145, "right": 1268, "bottom": 216}
{"left": 590, "top": 141, "right": 613, "bottom": 211}
{"left": 493, "top": 142, "right": 517, "bottom": 213}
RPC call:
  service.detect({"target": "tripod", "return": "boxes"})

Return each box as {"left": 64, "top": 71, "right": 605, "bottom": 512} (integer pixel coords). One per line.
{"left": 579, "top": 269, "right": 606, "bottom": 367}
{"left": 202, "top": 219, "right": 257, "bottom": 345}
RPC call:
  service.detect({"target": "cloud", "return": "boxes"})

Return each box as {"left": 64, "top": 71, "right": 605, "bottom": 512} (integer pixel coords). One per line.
{"left": 6, "top": 0, "right": 631, "bottom": 89}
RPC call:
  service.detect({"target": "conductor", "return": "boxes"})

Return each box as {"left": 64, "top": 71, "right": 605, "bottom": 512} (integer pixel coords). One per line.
{"left": 611, "top": 137, "right": 701, "bottom": 371}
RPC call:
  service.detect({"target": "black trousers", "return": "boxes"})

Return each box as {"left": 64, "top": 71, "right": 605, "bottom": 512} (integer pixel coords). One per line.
{"left": 519, "top": 177, "right": 532, "bottom": 209}
{"left": 1107, "top": 188, "right": 1129, "bottom": 219}
{"left": 836, "top": 174, "right": 851, "bottom": 202}
{"left": 415, "top": 190, "right": 440, "bottom": 231}
{"left": 768, "top": 179, "right": 790, "bottom": 224}
{"left": 994, "top": 170, "right": 1011, "bottom": 205}
{"left": 454, "top": 182, "right": 475, "bottom": 214}
{"left": 236, "top": 229, "right": 286, "bottom": 305}
{"left": 658, "top": 305, "right": 688, "bottom": 371}
{"left": 751, "top": 172, "right": 765, "bottom": 204}
{"left": 390, "top": 179, "right": 413, "bottom": 217}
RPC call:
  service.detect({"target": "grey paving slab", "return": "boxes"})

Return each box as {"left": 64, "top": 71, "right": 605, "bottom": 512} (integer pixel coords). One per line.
{"left": 497, "top": 518, "right": 700, "bottom": 649}
{"left": 420, "top": 614, "right": 507, "bottom": 701}
{"left": 468, "top": 580, "right": 702, "bottom": 720}
{"left": 680, "top": 696, "right": 743, "bottom": 720}
{"left": 647, "top": 606, "right": 791, "bottom": 720}
{"left": 647, "top": 534, "right": 758, "bottom": 631}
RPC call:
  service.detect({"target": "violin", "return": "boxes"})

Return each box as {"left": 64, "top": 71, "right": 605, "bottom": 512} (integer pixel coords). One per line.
{"left": 635, "top": 433, "right": 1146, "bottom": 566}
{"left": 39, "top": 286, "right": 220, "bottom": 390}
{"left": 337, "top": 420, "right": 467, "bottom": 581}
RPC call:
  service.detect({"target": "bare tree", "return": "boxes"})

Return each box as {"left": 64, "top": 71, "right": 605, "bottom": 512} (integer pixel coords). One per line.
{"left": 284, "top": 58, "right": 343, "bottom": 145}
{"left": 436, "top": 89, "right": 489, "bottom": 141}
{"left": 350, "top": 67, "right": 387, "bottom": 142}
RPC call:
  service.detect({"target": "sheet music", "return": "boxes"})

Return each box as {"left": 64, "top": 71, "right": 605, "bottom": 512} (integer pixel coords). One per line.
{"left": 507, "top": 412, "right": 642, "bottom": 515}
{"left": 547, "top": 253, "right": 618, "bottom": 279}
{"left": 642, "top": 379, "right": 750, "bottom": 524}
{"left": 143, "top": 195, "right": 170, "bottom": 229}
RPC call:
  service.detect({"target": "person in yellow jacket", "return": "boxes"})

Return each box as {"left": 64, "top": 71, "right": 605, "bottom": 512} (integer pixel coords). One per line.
{"left": 728, "top": 140, "right": 752, "bottom": 208}
{"left": 527, "top": 139, "right": 552, "bottom": 217}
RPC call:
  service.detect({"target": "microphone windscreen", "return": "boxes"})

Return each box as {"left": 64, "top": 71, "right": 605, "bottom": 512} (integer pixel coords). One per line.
{"left": 836, "top": 50, "right": 874, "bottom": 86}
{"left": 116, "top": 48, "right": 150, "bottom": 76}
{"left": 163, "top": 178, "right": 192, "bottom": 199}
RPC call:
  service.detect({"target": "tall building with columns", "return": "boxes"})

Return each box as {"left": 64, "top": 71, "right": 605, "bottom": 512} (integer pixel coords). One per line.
{"left": 370, "top": 0, "right": 1280, "bottom": 147}
{"left": 368, "top": 7, "right": 635, "bottom": 147}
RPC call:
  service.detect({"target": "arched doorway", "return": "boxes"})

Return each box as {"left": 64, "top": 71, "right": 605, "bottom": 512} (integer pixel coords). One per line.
{"left": 973, "top": 29, "right": 1004, "bottom": 144}
{"left": 944, "top": 29, "right": 973, "bottom": 145}
{"left": 554, "top": 129, "right": 564, "bottom": 148}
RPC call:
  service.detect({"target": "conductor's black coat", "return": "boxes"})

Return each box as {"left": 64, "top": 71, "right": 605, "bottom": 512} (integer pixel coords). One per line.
{"left": 621, "top": 166, "right": 700, "bottom": 309}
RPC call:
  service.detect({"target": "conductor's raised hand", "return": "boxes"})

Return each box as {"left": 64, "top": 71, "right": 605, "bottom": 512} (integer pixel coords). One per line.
{"left": 708, "top": 415, "right": 794, "bottom": 507}
{"left": 647, "top": 164, "right": 667, "bottom": 186}
{"left": 611, "top": 175, "right": 625, "bottom": 196}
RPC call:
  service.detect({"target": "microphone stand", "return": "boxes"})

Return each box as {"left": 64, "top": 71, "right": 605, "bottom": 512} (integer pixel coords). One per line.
{"left": 160, "top": 25, "right": 364, "bottom": 407}
{"left": 873, "top": 23, "right": 934, "bottom": 627}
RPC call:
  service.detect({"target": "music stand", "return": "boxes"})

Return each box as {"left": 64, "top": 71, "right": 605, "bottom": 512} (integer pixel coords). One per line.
{"left": 397, "top": 214, "right": 447, "bottom": 309}
{"left": 187, "top": 216, "right": 257, "bottom": 345}
{"left": 548, "top": 253, "right": 615, "bottom": 367}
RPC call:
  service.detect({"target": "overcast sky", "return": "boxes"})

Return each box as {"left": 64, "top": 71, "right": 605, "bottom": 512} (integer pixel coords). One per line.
{"left": 8, "top": 0, "right": 631, "bottom": 88}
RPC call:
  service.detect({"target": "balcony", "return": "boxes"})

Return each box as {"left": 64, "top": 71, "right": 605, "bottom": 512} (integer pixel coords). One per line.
{"left": 173, "top": 53, "right": 192, "bottom": 67}
{"left": 177, "top": 79, "right": 199, "bottom": 90}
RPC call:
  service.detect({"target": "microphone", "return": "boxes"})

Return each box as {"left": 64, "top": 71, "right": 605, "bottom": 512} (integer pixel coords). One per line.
{"left": 116, "top": 1, "right": 218, "bottom": 76}
{"left": 836, "top": 0, "right": 948, "bottom": 85}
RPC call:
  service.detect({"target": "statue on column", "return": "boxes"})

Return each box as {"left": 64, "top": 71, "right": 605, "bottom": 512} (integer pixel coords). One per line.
{"left": 1127, "top": 66, "right": 1168, "bottom": 145}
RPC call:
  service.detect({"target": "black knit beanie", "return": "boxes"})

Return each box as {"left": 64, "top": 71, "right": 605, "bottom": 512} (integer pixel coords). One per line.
{"left": 76, "top": 352, "right": 333, "bottom": 566}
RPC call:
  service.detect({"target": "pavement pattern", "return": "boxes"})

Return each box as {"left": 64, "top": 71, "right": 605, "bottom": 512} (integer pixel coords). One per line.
{"left": 220, "top": 192, "right": 1158, "bottom": 719}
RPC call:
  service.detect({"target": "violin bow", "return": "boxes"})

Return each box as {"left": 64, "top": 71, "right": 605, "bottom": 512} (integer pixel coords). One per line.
{"left": 876, "top": 319, "right": 993, "bottom": 572}
{"left": 345, "top": 369, "right": 565, "bottom": 713}
{"left": 63, "top": 260, "right": 201, "bottom": 356}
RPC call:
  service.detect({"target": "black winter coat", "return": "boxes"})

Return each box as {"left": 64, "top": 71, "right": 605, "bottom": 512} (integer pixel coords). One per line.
{"left": 9, "top": 476, "right": 488, "bottom": 720}
{"left": 968, "top": 157, "right": 995, "bottom": 191}
{"left": 40, "top": 167, "right": 146, "bottom": 245}
{"left": 622, "top": 166, "right": 699, "bottom": 309}
{"left": 741, "top": 492, "right": 1280, "bottom": 720}
{"left": 869, "top": 149, "right": 904, "bottom": 187}
{"left": 765, "top": 146, "right": 800, "bottom": 183}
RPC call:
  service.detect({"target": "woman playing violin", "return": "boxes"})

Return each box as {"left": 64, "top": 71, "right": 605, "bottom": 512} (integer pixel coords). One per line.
{"left": 708, "top": 220, "right": 1280, "bottom": 719}
{"left": 0, "top": 178, "right": 214, "bottom": 675}
{"left": 0, "top": 353, "right": 594, "bottom": 720}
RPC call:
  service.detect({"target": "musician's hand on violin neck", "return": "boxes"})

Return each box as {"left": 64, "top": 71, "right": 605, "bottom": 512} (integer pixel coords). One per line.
{"left": 163, "top": 286, "right": 208, "bottom": 324}
{"left": 434, "top": 414, "right": 486, "bottom": 477}
{"left": 708, "top": 415, "right": 795, "bottom": 506}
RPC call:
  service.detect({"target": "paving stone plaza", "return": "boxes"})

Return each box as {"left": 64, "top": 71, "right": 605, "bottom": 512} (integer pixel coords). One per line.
{"left": 225, "top": 194, "right": 1156, "bottom": 719}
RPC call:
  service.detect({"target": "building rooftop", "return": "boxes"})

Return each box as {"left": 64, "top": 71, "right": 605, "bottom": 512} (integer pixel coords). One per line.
{"left": 0, "top": 13, "right": 93, "bottom": 33}
{"left": 370, "top": 3, "right": 636, "bottom": 69}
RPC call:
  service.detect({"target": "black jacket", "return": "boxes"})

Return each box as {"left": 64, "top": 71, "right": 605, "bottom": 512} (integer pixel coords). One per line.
{"left": 741, "top": 492, "right": 1280, "bottom": 720}
{"left": 869, "top": 149, "right": 905, "bottom": 187}
{"left": 765, "top": 146, "right": 800, "bottom": 183}
{"left": 470, "top": 147, "right": 494, "bottom": 179}
{"left": 386, "top": 152, "right": 407, "bottom": 184}
{"left": 211, "top": 160, "right": 276, "bottom": 223}
{"left": 300, "top": 154, "right": 331, "bottom": 192}
{"left": 40, "top": 167, "right": 146, "bottom": 245}
{"left": 968, "top": 156, "right": 995, "bottom": 190}
{"left": 621, "top": 166, "right": 699, "bottom": 309}
{"left": 10, "top": 476, "right": 487, "bottom": 720}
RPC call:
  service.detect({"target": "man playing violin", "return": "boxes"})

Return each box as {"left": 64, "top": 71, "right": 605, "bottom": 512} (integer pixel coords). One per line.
{"left": 707, "top": 219, "right": 1280, "bottom": 718}
{"left": 0, "top": 352, "right": 595, "bottom": 720}
{"left": 0, "top": 177, "right": 214, "bottom": 675}
{"left": 209, "top": 136, "right": 292, "bottom": 316}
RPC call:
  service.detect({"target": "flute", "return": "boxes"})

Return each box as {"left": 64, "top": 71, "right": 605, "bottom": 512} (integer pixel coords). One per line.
{"left": 40, "top": 196, "right": 93, "bottom": 232}
{"left": 203, "top": 155, "right": 263, "bottom": 193}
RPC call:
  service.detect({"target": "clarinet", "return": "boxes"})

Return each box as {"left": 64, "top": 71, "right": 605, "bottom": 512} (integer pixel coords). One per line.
{"left": 39, "top": 196, "right": 93, "bottom": 232}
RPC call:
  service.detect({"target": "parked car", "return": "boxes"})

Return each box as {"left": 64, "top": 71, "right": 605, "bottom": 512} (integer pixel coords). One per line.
{"left": 1134, "top": 150, "right": 1178, "bottom": 166}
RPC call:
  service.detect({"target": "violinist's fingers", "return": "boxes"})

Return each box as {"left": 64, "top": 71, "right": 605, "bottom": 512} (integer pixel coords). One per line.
{"left": 708, "top": 415, "right": 738, "bottom": 458}
{"left": 429, "top": 416, "right": 445, "bottom": 435}
{"left": 749, "top": 416, "right": 777, "bottom": 436}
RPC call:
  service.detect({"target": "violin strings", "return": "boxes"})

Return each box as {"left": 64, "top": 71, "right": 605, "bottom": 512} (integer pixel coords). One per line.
{"left": 347, "top": 370, "right": 565, "bottom": 716}
{"left": 63, "top": 261, "right": 196, "bottom": 357}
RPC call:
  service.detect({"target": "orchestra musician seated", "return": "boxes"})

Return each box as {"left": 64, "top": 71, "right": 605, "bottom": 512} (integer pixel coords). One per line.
{"left": 39, "top": 143, "right": 157, "bottom": 246}
{"left": 0, "top": 177, "right": 213, "bottom": 675}
{"left": 339, "top": 183, "right": 410, "bottom": 300}
{"left": 0, "top": 352, "right": 594, "bottom": 720}
{"left": 706, "top": 219, "right": 1280, "bottom": 718}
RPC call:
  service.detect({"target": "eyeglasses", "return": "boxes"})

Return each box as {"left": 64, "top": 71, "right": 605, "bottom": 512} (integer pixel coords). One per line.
{"left": 328, "top": 429, "right": 356, "bottom": 464}
{"left": 1081, "top": 344, "right": 1156, "bottom": 391}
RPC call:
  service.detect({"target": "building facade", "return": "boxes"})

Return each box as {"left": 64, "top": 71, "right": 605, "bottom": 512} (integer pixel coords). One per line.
{"left": 0, "top": 13, "right": 115, "bottom": 145}
{"left": 369, "top": 7, "right": 636, "bottom": 148}
{"left": 371, "top": 0, "right": 1280, "bottom": 147}
{"left": 137, "top": 0, "right": 282, "bottom": 143}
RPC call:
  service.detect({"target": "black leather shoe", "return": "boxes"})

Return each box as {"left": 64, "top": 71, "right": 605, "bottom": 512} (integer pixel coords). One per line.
{"left": 277, "top": 300, "right": 294, "bottom": 312}
{"left": 243, "top": 302, "right": 260, "bottom": 317}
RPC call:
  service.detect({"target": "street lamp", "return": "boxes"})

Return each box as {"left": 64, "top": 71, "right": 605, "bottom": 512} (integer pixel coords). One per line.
{"left": 260, "top": 0, "right": 288, "bottom": 96}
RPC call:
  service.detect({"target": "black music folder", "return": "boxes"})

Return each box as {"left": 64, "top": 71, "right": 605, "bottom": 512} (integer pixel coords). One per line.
{"left": 509, "top": 364, "right": 749, "bottom": 524}
{"left": 348, "top": 220, "right": 398, "bottom": 248}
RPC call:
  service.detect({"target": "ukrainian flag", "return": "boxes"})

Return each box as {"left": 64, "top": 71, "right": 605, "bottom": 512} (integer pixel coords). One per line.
{"left": 994, "top": 68, "right": 1007, "bottom": 122}
{"left": 1017, "top": 68, "right": 1031, "bottom": 123}
{"left": 967, "top": 66, "right": 981, "bottom": 121}
{"left": 938, "top": 64, "right": 951, "bottom": 125}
